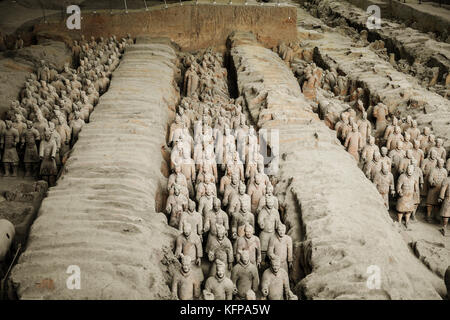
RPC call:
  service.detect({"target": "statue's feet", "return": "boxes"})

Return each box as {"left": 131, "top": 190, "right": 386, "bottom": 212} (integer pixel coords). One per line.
{"left": 4, "top": 172, "right": 10, "bottom": 177}
{"left": 440, "top": 228, "right": 446, "bottom": 236}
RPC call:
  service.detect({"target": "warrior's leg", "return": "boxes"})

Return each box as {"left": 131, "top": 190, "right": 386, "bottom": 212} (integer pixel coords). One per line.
{"left": 49, "top": 175, "right": 56, "bottom": 188}
{"left": 3, "top": 163, "right": 10, "bottom": 177}
{"left": 11, "top": 164, "right": 18, "bottom": 177}
{"left": 404, "top": 213, "right": 411, "bottom": 229}
{"left": 441, "top": 218, "right": 449, "bottom": 236}
{"left": 426, "top": 205, "right": 433, "bottom": 222}
{"left": 411, "top": 205, "right": 417, "bottom": 221}
{"left": 397, "top": 213, "right": 403, "bottom": 223}
{"left": 24, "top": 163, "right": 31, "bottom": 177}
{"left": 33, "top": 163, "right": 39, "bottom": 177}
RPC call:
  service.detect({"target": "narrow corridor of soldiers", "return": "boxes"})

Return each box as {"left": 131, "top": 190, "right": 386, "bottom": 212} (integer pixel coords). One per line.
{"left": 167, "top": 48, "right": 298, "bottom": 300}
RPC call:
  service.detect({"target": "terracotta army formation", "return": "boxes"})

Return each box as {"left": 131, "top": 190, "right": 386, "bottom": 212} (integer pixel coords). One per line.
{"left": 169, "top": 49, "right": 298, "bottom": 300}
{"left": 0, "top": 34, "right": 126, "bottom": 186}
{"left": 281, "top": 47, "right": 450, "bottom": 235}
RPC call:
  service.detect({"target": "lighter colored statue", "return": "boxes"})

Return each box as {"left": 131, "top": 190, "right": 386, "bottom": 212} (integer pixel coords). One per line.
{"left": 203, "top": 259, "right": 234, "bottom": 300}
{"left": 438, "top": 178, "right": 450, "bottom": 236}
{"left": 171, "top": 255, "right": 201, "bottom": 300}
{"left": 21, "top": 121, "right": 40, "bottom": 177}
{"left": 344, "top": 122, "right": 363, "bottom": 162}
{"left": 267, "top": 223, "right": 293, "bottom": 272}
{"left": 373, "top": 162, "right": 395, "bottom": 208}
{"left": 396, "top": 165, "right": 419, "bottom": 229}
{"left": 258, "top": 197, "right": 281, "bottom": 262}
{"left": 2, "top": 120, "right": 20, "bottom": 177}
{"left": 261, "top": 256, "right": 297, "bottom": 300}
{"left": 207, "top": 224, "right": 233, "bottom": 277}
{"left": 231, "top": 249, "right": 259, "bottom": 300}
{"left": 426, "top": 158, "right": 447, "bottom": 222}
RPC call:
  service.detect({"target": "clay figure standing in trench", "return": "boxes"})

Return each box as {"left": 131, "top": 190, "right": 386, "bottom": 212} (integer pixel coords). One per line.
{"left": 39, "top": 128, "right": 57, "bottom": 187}
{"left": 396, "top": 165, "right": 419, "bottom": 229}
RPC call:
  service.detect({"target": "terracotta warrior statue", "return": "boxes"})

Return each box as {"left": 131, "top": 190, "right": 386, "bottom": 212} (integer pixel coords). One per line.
{"left": 231, "top": 199, "right": 255, "bottom": 241}
{"left": 206, "top": 224, "right": 233, "bottom": 277}
{"left": 361, "top": 136, "right": 379, "bottom": 166}
{"left": 179, "top": 199, "right": 203, "bottom": 239}
{"left": 258, "top": 197, "right": 281, "bottom": 262}
{"left": 247, "top": 173, "right": 266, "bottom": 214}
{"left": 235, "top": 223, "right": 262, "bottom": 268}
{"left": 372, "top": 102, "right": 389, "bottom": 138}
{"left": 228, "top": 181, "right": 251, "bottom": 217}
{"left": 261, "top": 256, "right": 296, "bottom": 300}
{"left": 39, "top": 128, "right": 58, "bottom": 186}
{"left": 421, "top": 149, "right": 438, "bottom": 200}
{"left": 203, "top": 259, "right": 234, "bottom": 300}
{"left": 165, "top": 184, "right": 188, "bottom": 228}
{"left": 204, "top": 198, "right": 229, "bottom": 252}
{"left": 267, "top": 223, "right": 293, "bottom": 272}
{"left": 174, "top": 222, "right": 204, "bottom": 282}
{"left": 171, "top": 254, "right": 201, "bottom": 300}
{"left": 373, "top": 162, "right": 395, "bottom": 208}
{"left": 426, "top": 158, "right": 447, "bottom": 223}
{"left": 410, "top": 158, "right": 423, "bottom": 221}
{"left": 344, "top": 122, "right": 363, "bottom": 162}
{"left": 231, "top": 249, "right": 260, "bottom": 300}
{"left": 2, "top": 120, "right": 20, "bottom": 177}
{"left": 21, "top": 121, "right": 40, "bottom": 177}
{"left": 438, "top": 178, "right": 450, "bottom": 236}
{"left": 396, "top": 165, "right": 419, "bottom": 229}
{"left": 257, "top": 183, "right": 279, "bottom": 215}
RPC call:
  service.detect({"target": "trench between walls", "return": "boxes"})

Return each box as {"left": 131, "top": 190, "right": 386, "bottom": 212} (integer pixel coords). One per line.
{"left": 226, "top": 43, "right": 308, "bottom": 297}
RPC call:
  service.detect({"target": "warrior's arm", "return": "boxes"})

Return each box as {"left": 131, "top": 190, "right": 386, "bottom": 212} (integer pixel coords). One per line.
{"left": 174, "top": 237, "right": 183, "bottom": 257}
{"left": 171, "top": 277, "right": 179, "bottom": 298}
{"left": 287, "top": 237, "right": 293, "bottom": 263}
{"left": 439, "top": 181, "right": 448, "bottom": 200}
{"left": 267, "top": 237, "right": 275, "bottom": 259}
{"left": 252, "top": 266, "right": 259, "bottom": 291}
{"left": 51, "top": 140, "right": 57, "bottom": 158}
{"left": 224, "top": 213, "right": 230, "bottom": 232}
{"left": 255, "top": 238, "right": 262, "bottom": 264}
{"left": 196, "top": 238, "right": 203, "bottom": 259}
{"left": 203, "top": 212, "right": 210, "bottom": 233}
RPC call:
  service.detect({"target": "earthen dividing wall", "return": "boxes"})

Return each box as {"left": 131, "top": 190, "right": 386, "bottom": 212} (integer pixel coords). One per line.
{"left": 34, "top": 3, "right": 298, "bottom": 52}
{"left": 10, "top": 37, "right": 179, "bottom": 299}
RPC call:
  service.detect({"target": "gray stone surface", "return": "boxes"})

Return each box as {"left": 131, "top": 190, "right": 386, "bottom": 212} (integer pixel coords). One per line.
{"left": 10, "top": 37, "right": 179, "bottom": 299}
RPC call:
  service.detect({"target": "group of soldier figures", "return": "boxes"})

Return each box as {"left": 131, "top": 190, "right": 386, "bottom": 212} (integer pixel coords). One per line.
{"left": 276, "top": 41, "right": 450, "bottom": 236}
{"left": 0, "top": 34, "right": 134, "bottom": 186}
{"left": 338, "top": 109, "right": 450, "bottom": 234}
{"left": 169, "top": 49, "right": 298, "bottom": 300}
